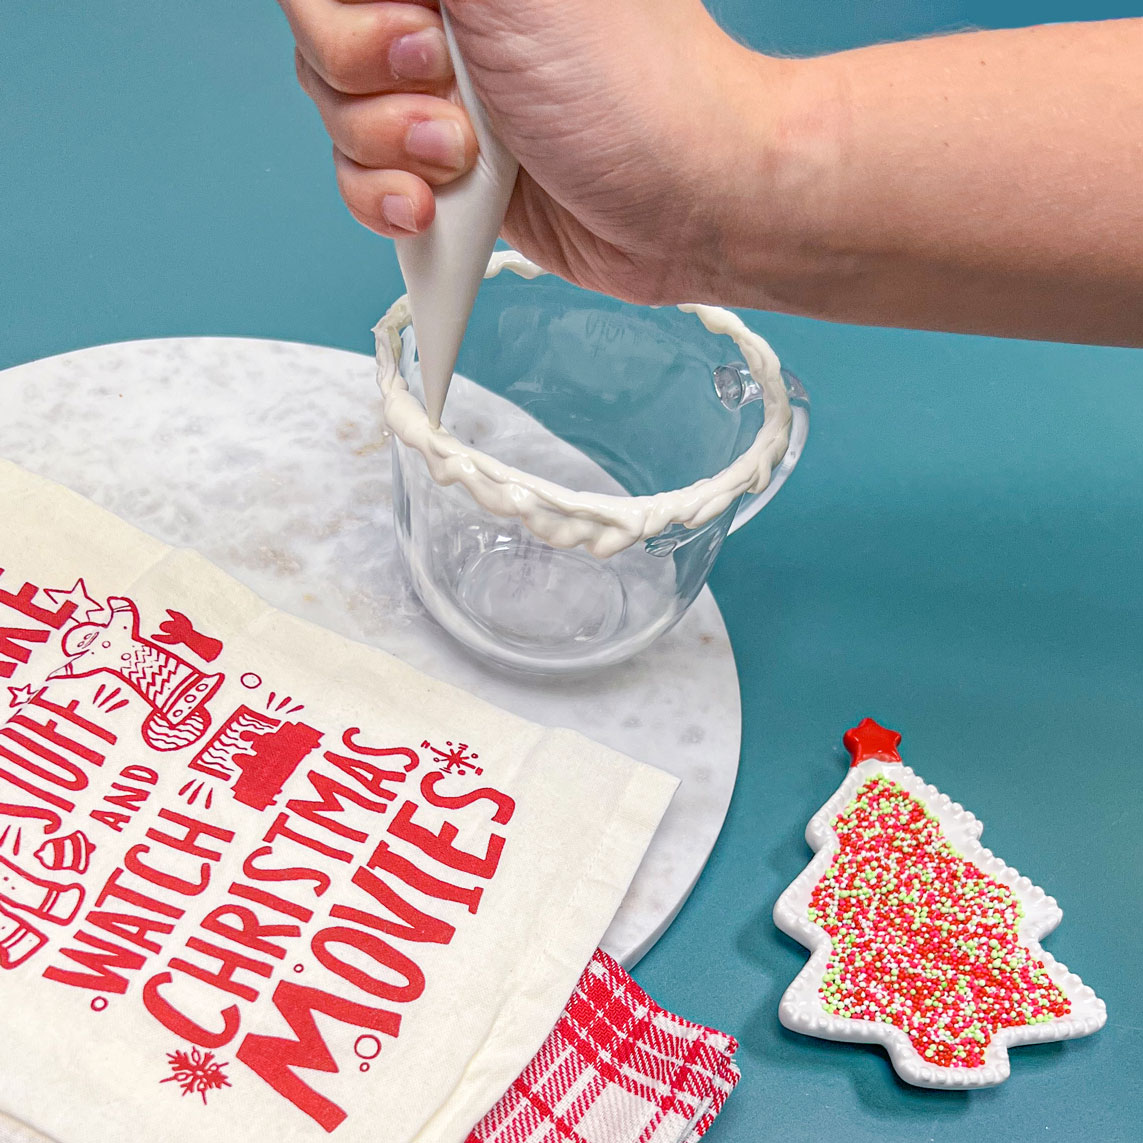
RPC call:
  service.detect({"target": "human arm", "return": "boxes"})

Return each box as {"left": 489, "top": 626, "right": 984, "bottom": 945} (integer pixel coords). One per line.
{"left": 738, "top": 20, "right": 1143, "bottom": 346}
{"left": 281, "top": 1, "right": 1143, "bottom": 346}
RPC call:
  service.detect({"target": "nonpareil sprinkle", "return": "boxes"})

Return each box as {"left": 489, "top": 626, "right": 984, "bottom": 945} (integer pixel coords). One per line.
{"left": 807, "top": 775, "right": 1070, "bottom": 1069}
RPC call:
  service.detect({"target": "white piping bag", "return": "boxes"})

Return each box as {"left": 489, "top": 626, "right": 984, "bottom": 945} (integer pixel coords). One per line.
{"left": 394, "top": 6, "right": 519, "bottom": 427}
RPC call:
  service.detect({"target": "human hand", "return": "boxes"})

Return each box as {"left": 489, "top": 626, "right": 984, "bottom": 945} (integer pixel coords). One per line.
{"left": 280, "top": 0, "right": 779, "bottom": 304}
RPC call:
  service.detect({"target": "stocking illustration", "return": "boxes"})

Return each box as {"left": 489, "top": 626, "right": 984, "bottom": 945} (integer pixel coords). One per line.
{"left": 0, "top": 902, "right": 46, "bottom": 970}
{"left": 0, "top": 855, "right": 83, "bottom": 925}
{"left": 52, "top": 597, "right": 222, "bottom": 751}
{"left": 773, "top": 718, "right": 1106, "bottom": 1088}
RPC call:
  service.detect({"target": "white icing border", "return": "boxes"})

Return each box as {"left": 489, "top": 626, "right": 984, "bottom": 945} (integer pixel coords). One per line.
{"left": 773, "top": 759, "right": 1107, "bottom": 1089}
{"left": 373, "top": 250, "right": 793, "bottom": 559}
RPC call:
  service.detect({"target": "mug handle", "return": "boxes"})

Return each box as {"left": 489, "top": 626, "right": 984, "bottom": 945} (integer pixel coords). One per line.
{"left": 730, "top": 369, "right": 810, "bottom": 535}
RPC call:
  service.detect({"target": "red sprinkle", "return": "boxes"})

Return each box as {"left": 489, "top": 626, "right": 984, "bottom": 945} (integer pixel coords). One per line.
{"left": 808, "top": 776, "right": 1070, "bottom": 1068}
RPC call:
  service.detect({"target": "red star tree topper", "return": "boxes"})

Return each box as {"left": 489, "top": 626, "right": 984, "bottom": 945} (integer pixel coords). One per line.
{"left": 773, "top": 719, "right": 1106, "bottom": 1088}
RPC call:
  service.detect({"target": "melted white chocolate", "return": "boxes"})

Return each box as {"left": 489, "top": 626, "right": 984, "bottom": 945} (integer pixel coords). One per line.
{"left": 374, "top": 251, "right": 792, "bottom": 559}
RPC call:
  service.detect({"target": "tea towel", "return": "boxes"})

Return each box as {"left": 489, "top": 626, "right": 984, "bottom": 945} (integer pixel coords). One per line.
{"left": 0, "top": 949, "right": 741, "bottom": 1143}
{"left": 469, "top": 949, "right": 740, "bottom": 1143}
{"left": 0, "top": 459, "right": 678, "bottom": 1143}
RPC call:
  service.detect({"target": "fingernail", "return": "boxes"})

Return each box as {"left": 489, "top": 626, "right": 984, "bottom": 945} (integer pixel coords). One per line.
{"left": 405, "top": 119, "right": 466, "bottom": 172}
{"left": 389, "top": 28, "right": 450, "bottom": 81}
{"left": 381, "top": 194, "right": 419, "bottom": 233}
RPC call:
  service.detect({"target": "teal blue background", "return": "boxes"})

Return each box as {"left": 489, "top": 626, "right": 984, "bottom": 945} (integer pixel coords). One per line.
{"left": 2, "top": 2, "right": 1141, "bottom": 1140}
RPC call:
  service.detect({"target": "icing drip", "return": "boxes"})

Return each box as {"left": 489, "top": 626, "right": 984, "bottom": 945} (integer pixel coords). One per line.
{"left": 374, "top": 251, "right": 792, "bottom": 559}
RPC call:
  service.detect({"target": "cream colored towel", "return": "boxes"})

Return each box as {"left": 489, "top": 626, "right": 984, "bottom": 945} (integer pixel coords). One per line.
{"left": 0, "top": 459, "right": 677, "bottom": 1143}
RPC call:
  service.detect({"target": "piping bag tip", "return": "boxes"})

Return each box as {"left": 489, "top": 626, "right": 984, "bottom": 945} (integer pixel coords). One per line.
{"left": 394, "top": 5, "right": 519, "bottom": 428}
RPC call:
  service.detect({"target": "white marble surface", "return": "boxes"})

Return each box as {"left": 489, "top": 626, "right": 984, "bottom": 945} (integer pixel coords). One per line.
{"left": 0, "top": 337, "right": 741, "bottom": 966}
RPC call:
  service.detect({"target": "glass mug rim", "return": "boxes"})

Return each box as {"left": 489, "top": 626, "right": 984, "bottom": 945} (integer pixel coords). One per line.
{"left": 374, "top": 249, "right": 794, "bottom": 560}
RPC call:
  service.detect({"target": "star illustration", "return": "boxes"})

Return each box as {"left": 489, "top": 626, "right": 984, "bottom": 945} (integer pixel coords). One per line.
{"left": 7, "top": 685, "right": 38, "bottom": 709}
{"left": 43, "top": 578, "right": 108, "bottom": 624}
{"left": 843, "top": 718, "right": 903, "bottom": 766}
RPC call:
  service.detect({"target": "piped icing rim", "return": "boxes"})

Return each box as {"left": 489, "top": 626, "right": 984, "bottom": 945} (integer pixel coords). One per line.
{"left": 373, "top": 250, "right": 792, "bottom": 559}
{"left": 773, "top": 758, "right": 1107, "bottom": 1089}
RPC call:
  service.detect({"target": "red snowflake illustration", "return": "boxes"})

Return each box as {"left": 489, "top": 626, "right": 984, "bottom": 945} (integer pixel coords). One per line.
{"left": 422, "top": 739, "right": 483, "bottom": 776}
{"left": 160, "top": 1048, "right": 232, "bottom": 1104}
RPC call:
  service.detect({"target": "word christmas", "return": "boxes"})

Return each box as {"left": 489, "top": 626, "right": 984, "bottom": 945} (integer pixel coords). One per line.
{"left": 0, "top": 566, "right": 513, "bottom": 1132}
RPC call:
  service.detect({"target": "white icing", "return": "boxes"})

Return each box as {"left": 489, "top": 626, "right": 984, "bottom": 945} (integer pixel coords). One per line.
{"left": 393, "top": 7, "right": 519, "bottom": 427}
{"left": 374, "top": 250, "right": 792, "bottom": 559}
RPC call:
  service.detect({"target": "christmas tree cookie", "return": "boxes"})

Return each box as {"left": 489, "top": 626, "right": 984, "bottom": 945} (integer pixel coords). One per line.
{"left": 773, "top": 719, "right": 1106, "bottom": 1088}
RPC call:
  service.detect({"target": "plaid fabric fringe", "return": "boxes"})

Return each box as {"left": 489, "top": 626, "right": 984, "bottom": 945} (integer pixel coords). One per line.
{"left": 468, "top": 950, "right": 740, "bottom": 1143}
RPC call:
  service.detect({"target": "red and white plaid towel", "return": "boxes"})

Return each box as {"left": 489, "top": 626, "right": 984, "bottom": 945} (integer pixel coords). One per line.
{"left": 469, "top": 951, "right": 740, "bottom": 1143}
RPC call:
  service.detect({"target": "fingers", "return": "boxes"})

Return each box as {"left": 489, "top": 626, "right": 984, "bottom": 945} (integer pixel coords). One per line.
{"left": 334, "top": 148, "right": 437, "bottom": 236}
{"left": 281, "top": 0, "right": 450, "bottom": 95}
{"left": 297, "top": 52, "right": 477, "bottom": 185}
{"left": 282, "top": 0, "right": 473, "bottom": 235}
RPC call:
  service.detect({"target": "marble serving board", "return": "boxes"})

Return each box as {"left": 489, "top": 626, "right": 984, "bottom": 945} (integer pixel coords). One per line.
{"left": 0, "top": 337, "right": 742, "bottom": 966}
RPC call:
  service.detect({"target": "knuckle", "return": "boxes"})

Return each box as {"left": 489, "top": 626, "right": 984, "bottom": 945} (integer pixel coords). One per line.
{"left": 339, "top": 106, "right": 384, "bottom": 166}
{"left": 339, "top": 103, "right": 401, "bottom": 169}
{"left": 320, "top": 27, "right": 369, "bottom": 93}
{"left": 319, "top": 5, "right": 402, "bottom": 94}
{"left": 338, "top": 175, "right": 386, "bottom": 230}
{"left": 339, "top": 177, "right": 370, "bottom": 216}
{"left": 340, "top": 116, "right": 373, "bottom": 166}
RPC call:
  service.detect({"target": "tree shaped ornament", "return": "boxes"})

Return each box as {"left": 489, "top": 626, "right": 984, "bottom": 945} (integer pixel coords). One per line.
{"left": 773, "top": 719, "right": 1106, "bottom": 1088}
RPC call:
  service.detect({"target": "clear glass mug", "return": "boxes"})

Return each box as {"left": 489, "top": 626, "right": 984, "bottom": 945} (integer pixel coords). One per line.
{"left": 376, "top": 256, "right": 809, "bottom": 674}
